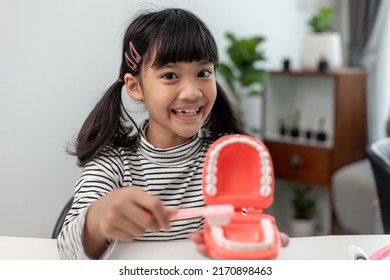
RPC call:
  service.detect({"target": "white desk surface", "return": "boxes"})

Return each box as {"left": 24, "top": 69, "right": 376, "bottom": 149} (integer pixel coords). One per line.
{"left": 1, "top": 235, "right": 389, "bottom": 260}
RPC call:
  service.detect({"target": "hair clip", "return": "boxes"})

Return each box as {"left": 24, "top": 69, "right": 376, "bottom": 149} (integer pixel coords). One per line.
{"left": 125, "top": 41, "right": 141, "bottom": 71}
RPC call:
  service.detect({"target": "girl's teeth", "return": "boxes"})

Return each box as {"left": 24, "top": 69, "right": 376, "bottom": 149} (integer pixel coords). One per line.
{"left": 174, "top": 109, "right": 198, "bottom": 116}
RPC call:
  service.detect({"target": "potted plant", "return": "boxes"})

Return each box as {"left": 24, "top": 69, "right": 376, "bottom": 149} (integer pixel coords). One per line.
{"left": 289, "top": 183, "right": 317, "bottom": 237}
{"left": 290, "top": 110, "right": 301, "bottom": 138}
{"left": 301, "top": 7, "right": 342, "bottom": 70}
{"left": 218, "top": 32, "right": 267, "bottom": 133}
{"left": 278, "top": 116, "right": 287, "bottom": 136}
{"left": 316, "top": 116, "right": 327, "bottom": 142}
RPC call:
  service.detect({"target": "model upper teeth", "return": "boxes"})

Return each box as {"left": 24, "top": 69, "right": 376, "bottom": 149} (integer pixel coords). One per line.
{"left": 205, "top": 136, "right": 273, "bottom": 198}
{"left": 205, "top": 135, "right": 275, "bottom": 252}
{"left": 173, "top": 108, "right": 199, "bottom": 116}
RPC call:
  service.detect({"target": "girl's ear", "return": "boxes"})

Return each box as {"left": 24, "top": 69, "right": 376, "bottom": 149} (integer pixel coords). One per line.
{"left": 124, "top": 73, "right": 143, "bottom": 101}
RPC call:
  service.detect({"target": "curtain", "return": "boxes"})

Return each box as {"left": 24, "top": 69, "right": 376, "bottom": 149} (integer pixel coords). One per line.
{"left": 348, "top": 0, "right": 390, "bottom": 142}
{"left": 348, "top": 0, "right": 382, "bottom": 66}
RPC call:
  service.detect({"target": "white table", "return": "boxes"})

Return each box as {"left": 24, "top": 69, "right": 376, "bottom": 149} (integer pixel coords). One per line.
{"left": 0, "top": 236, "right": 59, "bottom": 260}
{"left": 1, "top": 235, "right": 389, "bottom": 260}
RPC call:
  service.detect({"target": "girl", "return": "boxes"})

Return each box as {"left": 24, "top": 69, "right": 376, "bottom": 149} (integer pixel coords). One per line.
{"left": 57, "top": 8, "right": 247, "bottom": 260}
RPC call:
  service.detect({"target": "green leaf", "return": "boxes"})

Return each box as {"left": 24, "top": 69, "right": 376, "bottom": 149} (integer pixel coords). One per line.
{"left": 240, "top": 69, "right": 268, "bottom": 87}
{"left": 309, "top": 7, "right": 334, "bottom": 33}
{"left": 220, "top": 32, "right": 268, "bottom": 126}
{"left": 291, "top": 184, "right": 316, "bottom": 219}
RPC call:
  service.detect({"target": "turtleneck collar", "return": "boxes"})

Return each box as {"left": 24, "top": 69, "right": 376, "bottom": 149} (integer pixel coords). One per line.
{"left": 137, "top": 120, "right": 205, "bottom": 165}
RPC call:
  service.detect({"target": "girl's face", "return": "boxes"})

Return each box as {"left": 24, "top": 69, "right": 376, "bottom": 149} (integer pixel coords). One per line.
{"left": 137, "top": 58, "right": 217, "bottom": 148}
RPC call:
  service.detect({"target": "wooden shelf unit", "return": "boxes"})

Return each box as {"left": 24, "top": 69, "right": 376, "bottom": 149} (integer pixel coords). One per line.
{"left": 263, "top": 69, "right": 367, "bottom": 187}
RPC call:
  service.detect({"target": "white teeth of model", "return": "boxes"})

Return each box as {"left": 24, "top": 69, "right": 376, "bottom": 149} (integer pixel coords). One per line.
{"left": 210, "top": 150, "right": 218, "bottom": 160}
{"left": 261, "top": 175, "right": 272, "bottom": 185}
{"left": 206, "top": 184, "right": 217, "bottom": 196}
{"left": 262, "top": 159, "right": 270, "bottom": 166}
{"left": 206, "top": 164, "right": 217, "bottom": 174}
{"left": 260, "top": 151, "right": 270, "bottom": 159}
{"left": 262, "top": 219, "right": 274, "bottom": 241}
{"left": 210, "top": 218, "right": 274, "bottom": 251}
{"left": 260, "top": 185, "right": 272, "bottom": 197}
{"left": 261, "top": 166, "right": 272, "bottom": 175}
{"left": 206, "top": 174, "right": 217, "bottom": 185}
{"left": 212, "top": 227, "right": 224, "bottom": 240}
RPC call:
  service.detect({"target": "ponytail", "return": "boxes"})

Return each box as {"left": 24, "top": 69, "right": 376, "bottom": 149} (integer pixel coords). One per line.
{"left": 71, "top": 80, "right": 138, "bottom": 167}
{"left": 205, "top": 82, "right": 247, "bottom": 139}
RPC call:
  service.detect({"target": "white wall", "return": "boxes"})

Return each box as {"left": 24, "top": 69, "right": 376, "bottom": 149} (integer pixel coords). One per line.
{"left": 0, "top": 0, "right": 336, "bottom": 238}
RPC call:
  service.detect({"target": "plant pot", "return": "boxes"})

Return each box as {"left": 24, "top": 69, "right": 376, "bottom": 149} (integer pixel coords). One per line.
{"left": 280, "top": 126, "right": 287, "bottom": 136}
{"left": 290, "top": 128, "right": 300, "bottom": 138}
{"left": 316, "top": 131, "right": 327, "bottom": 142}
{"left": 289, "top": 218, "right": 316, "bottom": 237}
{"left": 242, "top": 95, "right": 262, "bottom": 138}
{"left": 318, "top": 60, "right": 329, "bottom": 72}
{"left": 305, "top": 129, "right": 312, "bottom": 140}
{"left": 301, "top": 33, "right": 342, "bottom": 70}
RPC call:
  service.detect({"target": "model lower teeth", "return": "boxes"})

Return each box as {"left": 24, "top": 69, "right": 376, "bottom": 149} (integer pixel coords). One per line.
{"left": 211, "top": 219, "right": 274, "bottom": 251}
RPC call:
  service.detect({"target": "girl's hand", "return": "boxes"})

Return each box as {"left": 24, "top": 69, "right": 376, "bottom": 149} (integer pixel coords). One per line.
{"left": 83, "top": 186, "right": 173, "bottom": 258}
{"left": 188, "top": 230, "right": 290, "bottom": 258}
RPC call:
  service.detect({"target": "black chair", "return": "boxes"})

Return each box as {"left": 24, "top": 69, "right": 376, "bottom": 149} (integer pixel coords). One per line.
{"left": 366, "top": 137, "right": 390, "bottom": 234}
{"left": 52, "top": 198, "right": 73, "bottom": 239}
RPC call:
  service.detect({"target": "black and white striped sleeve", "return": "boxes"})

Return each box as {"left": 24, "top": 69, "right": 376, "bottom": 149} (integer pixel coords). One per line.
{"left": 56, "top": 151, "right": 126, "bottom": 259}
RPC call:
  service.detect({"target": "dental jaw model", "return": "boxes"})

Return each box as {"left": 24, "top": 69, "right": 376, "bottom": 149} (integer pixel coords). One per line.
{"left": 171, "top": 134, "right": 280, "bottom": 259}
{"left": 202, "top": 134, "right": 280, "bottom": 259}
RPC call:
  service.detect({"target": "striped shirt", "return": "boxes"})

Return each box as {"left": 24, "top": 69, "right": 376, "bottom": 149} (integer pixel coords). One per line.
{"left": 57, "top": 121, "right": 212, "bottom": 259}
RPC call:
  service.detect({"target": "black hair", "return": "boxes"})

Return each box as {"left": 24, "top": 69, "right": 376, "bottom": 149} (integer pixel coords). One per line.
{"left": 71, "top": 8, "right": 246, "bottom": 167}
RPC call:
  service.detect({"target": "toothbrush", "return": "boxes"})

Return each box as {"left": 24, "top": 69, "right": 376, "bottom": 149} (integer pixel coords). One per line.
{"left": 369, "top": 244, "right": 390, "bottom": 260}
{"left": 170, "top": 204, "right": 234, "bottom": 226}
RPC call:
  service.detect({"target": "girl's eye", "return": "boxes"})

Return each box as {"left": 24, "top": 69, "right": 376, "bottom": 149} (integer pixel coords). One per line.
{"left": 198, "top": 70, "right": 212, "bottom": 78}
{"left": 162, "top": 73, "right": 177, "bottom": 80}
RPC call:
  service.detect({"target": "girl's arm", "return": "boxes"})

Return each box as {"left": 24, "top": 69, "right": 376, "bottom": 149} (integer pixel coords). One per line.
{"left": 57, "top": 150, "right": 171, "bottom": 259}
{"left": 83, "top": 187, "right": 172, "bottom": 259}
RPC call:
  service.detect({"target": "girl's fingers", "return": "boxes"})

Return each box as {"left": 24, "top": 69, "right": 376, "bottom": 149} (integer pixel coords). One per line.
{"left": 166, "top": 207, "right": 178, "bottom": 218}
{"left": 121, "top": 202, "right": 161, "bottom": 232}
{"left": 115, "top": 214, "right": 150, "bottom": 236}
{"left": 129, "top": 189, "right": 171, "bottom": 230}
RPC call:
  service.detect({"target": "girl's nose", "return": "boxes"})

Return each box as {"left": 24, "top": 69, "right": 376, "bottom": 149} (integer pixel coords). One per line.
{"left": 178, "top": 81, "right": 202, "bottom": 100}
